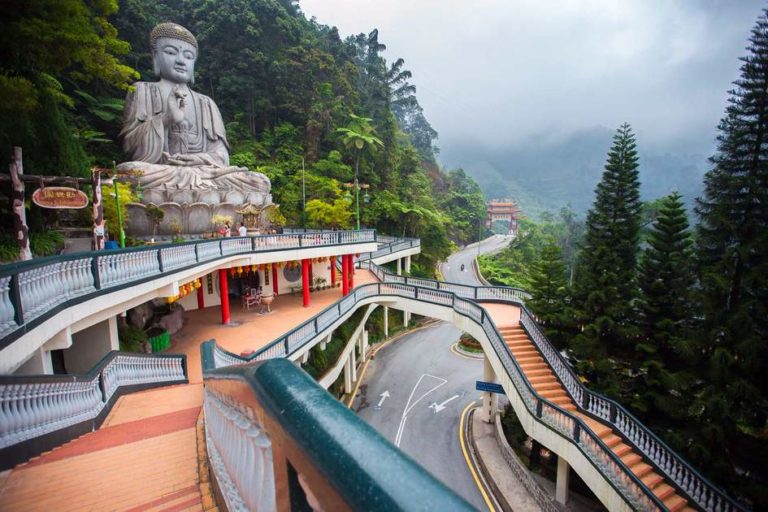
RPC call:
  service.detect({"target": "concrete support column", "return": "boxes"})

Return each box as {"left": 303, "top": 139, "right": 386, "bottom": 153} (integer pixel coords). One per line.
{"left": 396, "top": 257, "right": 402, "bottom": 275}
{"left": 301, "top": 351, "right": 310, "bottom": 365}
{"left": 350, "top": 344, "right": 357, "bottom": 382}
{"left": 383, "top": 306, "right": 389, "bottom": 338}
{"left": 481, "top": 354, "right": 499, "bottom": 423}
{"left": 404, "top": 255, "right": 411, "bottom": 274}
{"left": 330, "top": 256, "right": 336, "bottom": 286}
{"left": 361, "top": 330, "right": 369, "bottom": 360}
{"left": 14, "top": 347, "right": 53, "bottom": 375}
{"left": 344, "top": 354, "right": 353, "bottom": 394}
{"left": 301, "top": 258, "right": 310, "bottom": 307}
{"left": 556, "top": 456, "right": 570, "bottom": 505}
{"left": 403, "top": 310, "right": 410, "bottom": 327}
{"left": 219, "top": 269, "right": 230, "bottom": 324}
{"left": 64, "top": 316, "right": 119, "bottom": 374}
{"left": 320, "top": 332, "right": 331, "bottom": 351}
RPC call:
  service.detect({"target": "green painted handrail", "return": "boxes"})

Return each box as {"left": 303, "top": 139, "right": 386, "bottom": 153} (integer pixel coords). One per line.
{"left": 203, "top": 357, "right": 474, "bottom": 511}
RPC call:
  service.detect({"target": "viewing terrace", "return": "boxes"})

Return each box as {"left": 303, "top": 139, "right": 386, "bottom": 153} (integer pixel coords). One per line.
{"left": 0, "top": 231, "right": 744, "bottom": 512}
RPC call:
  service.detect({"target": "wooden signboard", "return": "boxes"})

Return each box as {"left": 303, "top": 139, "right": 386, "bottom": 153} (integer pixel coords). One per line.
{"left": 32, "top": 187, "right": 89, "bottom": 209}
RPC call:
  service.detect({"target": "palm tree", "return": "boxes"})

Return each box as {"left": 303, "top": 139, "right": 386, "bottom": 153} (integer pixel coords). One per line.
{"left": 336, "top": 114, "right": 383, "bottom": 229}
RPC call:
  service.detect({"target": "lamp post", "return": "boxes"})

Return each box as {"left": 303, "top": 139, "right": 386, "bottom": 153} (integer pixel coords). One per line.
{"left": 344, "top": 182, "right": 369, "bottom": 230}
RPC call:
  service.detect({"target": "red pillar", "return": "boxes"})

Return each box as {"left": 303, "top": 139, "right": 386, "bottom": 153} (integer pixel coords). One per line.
{"left": 342, "top": 254, "right": 349, "bottom": 296}
{"left": 330, "top": 257, "right": 336, "bottom": 286}
{"left": 219, "top": 269, "right": 230, "bottom": 324}
{"left": 272, "top": 264, "right": 279, "bottom": 295}
{"left": 197, "top": 282, "right": 205, "bottom": 310}
{"left": 301, "top": 259, "right": 310, "bottom": 307}
{"left": 349, "top": 255, "right": 355, "bottom": 289}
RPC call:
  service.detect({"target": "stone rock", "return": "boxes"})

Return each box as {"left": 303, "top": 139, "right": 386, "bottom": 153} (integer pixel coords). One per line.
{"left": 156, "top": 305, "right": 184, "bottom": 334}
{"left": 127, "top": 302, "right": 153, "bottom": 330}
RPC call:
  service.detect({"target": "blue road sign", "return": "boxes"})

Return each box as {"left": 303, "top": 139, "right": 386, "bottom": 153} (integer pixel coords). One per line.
{"left": 476, "top": 381, "right": 505, "bottom": 395}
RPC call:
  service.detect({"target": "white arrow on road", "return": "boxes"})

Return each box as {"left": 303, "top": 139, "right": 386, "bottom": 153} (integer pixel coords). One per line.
{"left": 429, "top": 394, "right": 459, "bottom": 413}
{"left": 377, "top": 390, "right": 390, "bottom": 407}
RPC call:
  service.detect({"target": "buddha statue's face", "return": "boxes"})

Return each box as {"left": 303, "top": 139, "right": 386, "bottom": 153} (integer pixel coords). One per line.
{"left": 153, "top": 37, "right": 197, "bottom": 84}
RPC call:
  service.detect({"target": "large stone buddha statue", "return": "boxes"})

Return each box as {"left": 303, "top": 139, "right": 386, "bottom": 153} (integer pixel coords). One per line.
{"left": 118, "top": 23, "right": 272, "bottom": 235}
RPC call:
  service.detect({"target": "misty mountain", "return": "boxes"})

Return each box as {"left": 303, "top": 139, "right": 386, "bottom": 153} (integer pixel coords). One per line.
{"left": 441, "top": 127, "right": 709, "bottom": 218}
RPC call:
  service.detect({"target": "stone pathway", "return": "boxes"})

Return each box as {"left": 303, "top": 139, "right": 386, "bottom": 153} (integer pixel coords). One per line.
{"left": 0, "top": 384, "right": 204, "bottom": 512}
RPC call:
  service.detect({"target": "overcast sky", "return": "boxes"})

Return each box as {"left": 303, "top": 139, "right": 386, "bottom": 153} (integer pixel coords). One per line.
{"left": 299, "top": 0, "right": 765, "bottom": 165}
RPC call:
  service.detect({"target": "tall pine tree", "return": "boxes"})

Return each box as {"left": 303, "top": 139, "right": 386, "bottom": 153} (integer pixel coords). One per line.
{"left": 633, "top": 192, "right": 695, "bottom": 423}
{"left": 528, "top": 242, "right": 572, "bottom": 350}
{"left": 572, "top": 123, "right": 642, "bottom": 394}
{"left": 692, "top": 8, "right": 768, "bottom": 497}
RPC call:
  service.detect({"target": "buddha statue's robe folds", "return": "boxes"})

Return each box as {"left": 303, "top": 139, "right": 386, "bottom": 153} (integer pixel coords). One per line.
{"left": 117, "top": 82, "right": 270, "bottom": 205}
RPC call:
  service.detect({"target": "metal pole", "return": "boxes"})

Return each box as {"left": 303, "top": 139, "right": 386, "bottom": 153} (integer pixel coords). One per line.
{"left": 302, "top": 156, "right": 306, "bottom": 227}
{"left": 355, "top": 176, "right": 360, "bottom": 230}
{"left": 112, "top": 162, "right": 125, "bottom": 248}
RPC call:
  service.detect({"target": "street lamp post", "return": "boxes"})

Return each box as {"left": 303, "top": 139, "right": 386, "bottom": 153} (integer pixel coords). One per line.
{"left": 345, "top": 181, "right": 369, "bottom": 230}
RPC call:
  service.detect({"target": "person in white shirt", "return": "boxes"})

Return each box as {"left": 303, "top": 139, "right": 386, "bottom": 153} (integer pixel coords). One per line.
{"left": 238, "top": 223, "right": 247, "bottom": 237}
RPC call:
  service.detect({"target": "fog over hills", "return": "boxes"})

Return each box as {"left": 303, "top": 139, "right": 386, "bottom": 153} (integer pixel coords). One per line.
{"left": 440, "top": 126, "right": 709, "bottom": 218}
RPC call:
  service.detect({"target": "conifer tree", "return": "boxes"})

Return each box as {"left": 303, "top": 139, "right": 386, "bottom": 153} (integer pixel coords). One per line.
{"left": 528, "top": 242, "right": 572, "bottom": 350}
{"left": 692, "top": 8, "right": 768, "bottom": 481}
{"left": 572, "top": 123, "right": 642, "bottom": 393}
{"left": 633, "top": 192, "right": 694, "bottom": 421}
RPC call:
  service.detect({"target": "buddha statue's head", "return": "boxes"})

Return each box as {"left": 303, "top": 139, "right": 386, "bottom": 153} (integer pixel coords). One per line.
{"left": 150, "top": 23, "right": 198, "bottom": 84}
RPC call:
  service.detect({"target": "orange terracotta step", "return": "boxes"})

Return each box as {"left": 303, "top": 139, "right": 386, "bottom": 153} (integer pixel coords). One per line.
{"left": 532, "top": 381, "right": 561, "bottom": 392}
{"left": 517, "top": 355, "right": 544, "bottom": 364}
{"left": 611, "top": 442, "right": 634, "bottom": 458}
{"left": 510, "top": 349, "right": 539, "bottom": 358}
{"left": 527, "top": 369, "right": 556, "bottom": 379}
{"left": 602, "top": 433, "right": 623, "bottom": 449}
{"left": 641, "top": 472, "right": 664, "bottom": 489}
{"left": 549, "top": 396, "right": 575, "bottom": 407}
{"left": 629, "top": 462, "right": 654, "bottom": 479}
{"left": 652, "top": 482, "right": 676, "bottom": 501}
{"left": 621, "top": 452, "right": 643, "bottom": 467}
{"left": 663, "top": 494, "right": 688, "bottom": 512}
{"left": 540, "top": 389, "right": 569, "bottom": 399}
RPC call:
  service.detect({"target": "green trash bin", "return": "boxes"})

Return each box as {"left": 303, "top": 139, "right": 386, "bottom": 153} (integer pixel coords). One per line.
{"left": 146, "top": 328, "right": 170, "bottom": 353}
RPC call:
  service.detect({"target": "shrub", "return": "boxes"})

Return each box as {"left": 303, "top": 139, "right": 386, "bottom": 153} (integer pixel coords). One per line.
{"left": 118, "top": 324, "right": 147, "bottom": 353}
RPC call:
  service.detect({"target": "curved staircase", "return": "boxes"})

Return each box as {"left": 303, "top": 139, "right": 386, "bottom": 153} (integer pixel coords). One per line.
{"left": 498, "top": 325, "right": 695, "bottom": 512}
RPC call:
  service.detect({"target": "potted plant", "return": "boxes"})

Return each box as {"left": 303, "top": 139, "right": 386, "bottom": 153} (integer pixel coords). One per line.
{"left": 145, "top": 204, "right": 164, "bottom": 243}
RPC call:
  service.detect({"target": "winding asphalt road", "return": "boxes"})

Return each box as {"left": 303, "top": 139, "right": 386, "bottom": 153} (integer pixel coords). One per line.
{"left": 351, "top": 235, "right": 512, "bottom": 510}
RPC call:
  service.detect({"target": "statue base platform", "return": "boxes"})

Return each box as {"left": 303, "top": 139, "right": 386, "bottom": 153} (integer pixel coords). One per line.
{"left": 124, "top": 199, "right": 273, "bottom": 238}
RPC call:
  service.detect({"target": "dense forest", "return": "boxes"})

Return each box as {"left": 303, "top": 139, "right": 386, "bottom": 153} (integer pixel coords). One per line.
{"left": 0, "top": 0, "right": 486, "bottom": 273}
{"left": 481, "top": 13, "right": 768, "bottom": 507}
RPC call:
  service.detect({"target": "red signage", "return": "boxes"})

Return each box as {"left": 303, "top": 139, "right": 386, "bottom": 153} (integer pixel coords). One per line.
{"left": 32, "top": 187, "right": 89, "bottom": 209}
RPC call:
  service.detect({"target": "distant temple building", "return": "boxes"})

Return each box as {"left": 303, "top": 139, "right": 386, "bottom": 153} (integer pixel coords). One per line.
{"left": 486, "top": 198, "right": 521, "bottom": 235}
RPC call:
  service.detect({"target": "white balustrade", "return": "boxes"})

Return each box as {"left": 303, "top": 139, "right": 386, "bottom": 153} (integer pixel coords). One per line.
{"left": 161, "top": 245, "right": 197, "bottom": 270}
{"left": 0, "top": 379, "right": 101, "bottom": 449}
{"left": 204, "top": 388, "right": 276, "bottom": 511}
{"left": 197, "top": 241, "right": 221, "bottom": 261}
{"left": 0, "top": 276, "right": 17, "bottom": 337}
{"left": 221, "top": 238, "right": 251, "bottom": 255}
{"left": 214, "top": 346, "right": 244, "bottom": 369}
{"left": 0, "top": 353, "right": 186, "bottom": 451}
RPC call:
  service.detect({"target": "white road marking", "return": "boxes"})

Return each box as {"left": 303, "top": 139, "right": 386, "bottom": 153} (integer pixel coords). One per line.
{"left": 394, "top": 374, "right": 447, "bottom": 447}
{"left": 429, "top": 394, "right": 460, "bottom": 413}
{"left": 377, "top": 390, "right": 390, "bottom": 407}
